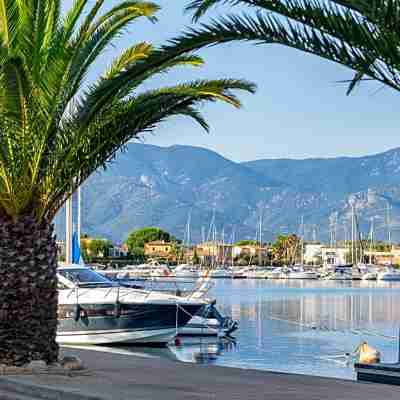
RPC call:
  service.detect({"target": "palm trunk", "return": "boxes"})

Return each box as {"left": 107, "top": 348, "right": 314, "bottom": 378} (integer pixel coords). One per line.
{"left": 0, "top": 215, "right": 59, "bottom": 366}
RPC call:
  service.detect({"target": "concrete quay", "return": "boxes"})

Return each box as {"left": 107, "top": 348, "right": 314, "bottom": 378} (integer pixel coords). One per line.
{"left": 1, "top": 347, "right": 400, "bottom": 400}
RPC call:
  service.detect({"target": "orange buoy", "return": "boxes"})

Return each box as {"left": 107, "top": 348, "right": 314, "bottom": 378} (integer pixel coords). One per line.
{"left": 356, "top": 342, "right": 381, "bottom": 364}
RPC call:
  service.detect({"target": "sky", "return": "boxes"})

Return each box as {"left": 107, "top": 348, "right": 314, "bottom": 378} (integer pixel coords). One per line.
{"left": 65, "top": 1, "right": 400, "bottom": 162}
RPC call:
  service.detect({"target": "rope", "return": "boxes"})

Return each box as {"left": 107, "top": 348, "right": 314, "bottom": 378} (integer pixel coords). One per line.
{"left": 349, "top": 328, "right": 397, "bottom": 341}
{"left": 175, "top": 303, "right": 179, "bottom": 337}
{"left": 268, "top": 315, "right": 398, "bottom": 341}
{"left": 268, "top": 315, "right": 317, "bottom": 329}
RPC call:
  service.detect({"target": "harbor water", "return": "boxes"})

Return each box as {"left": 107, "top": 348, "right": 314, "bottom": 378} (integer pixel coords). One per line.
{"left": 105, "top": 279, "right": 400, "bottom": 380}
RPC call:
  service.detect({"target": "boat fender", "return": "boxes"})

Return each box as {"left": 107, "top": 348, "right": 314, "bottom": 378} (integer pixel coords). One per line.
{"left": 114, "top": 301, "right": 122, "bottom": 318}
{"left": 355, "top": 342, "right": 381, "bottom": 364}
{"left": 73, "top": 304, "right": 81, "bottom": 322}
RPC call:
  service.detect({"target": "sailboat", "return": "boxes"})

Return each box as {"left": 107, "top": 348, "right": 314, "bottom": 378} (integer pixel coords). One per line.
{"left": 361, "top": 218, "right": 378, "bottom": 280}
{"left": 287, "top": 217, "right": 318, "bottom": 280}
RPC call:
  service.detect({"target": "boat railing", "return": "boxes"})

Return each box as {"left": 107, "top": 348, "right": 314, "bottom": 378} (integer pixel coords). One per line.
{"left": 187, "top": 276, "right": 214, "bottom": 300}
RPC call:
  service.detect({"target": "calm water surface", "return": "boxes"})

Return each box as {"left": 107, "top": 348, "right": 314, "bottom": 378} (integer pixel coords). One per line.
{"left": 128, "top": 279, "right": 400, "bottom": 380}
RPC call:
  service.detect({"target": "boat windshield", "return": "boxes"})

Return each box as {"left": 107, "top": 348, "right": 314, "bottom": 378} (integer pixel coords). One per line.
{"left": 58, "top": 268, "right": 114, "bottom": 287}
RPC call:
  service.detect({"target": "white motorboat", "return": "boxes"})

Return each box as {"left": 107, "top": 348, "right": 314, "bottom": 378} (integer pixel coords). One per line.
{"left": 266, "top": 267, "right": 284, "bottom": 279}
{"left": 116, "top": 263, "right": 151, "bottom": 279}
{"left": 287, "top": 271, "right": 318, "bottom": 279}
{"left": 179, "top": 302, "right": 238, "bottom": 337}
{"left": 287, "top": 266, "right": 318, "bottom": 280}
{"left": 231, "top": 268, "right": 246, "bottom": 279}
{"left": 174, "top": 264, "right": 200, "bottom": 278}
{"left": 324, "top": 265, "right": 353, "bottom": 280}
{"left": 57, "top": 265, "right": 205, "bottom": 345}
{"left": 377, "top": 266, "right": 400, "bottom": 281}
{"left": 117, "top": 261, "right": 172, "bottom": 279}
{"left": 362, "top": 272, "right": 377, "bottom": 281}
{"left": 360, "top": 264, "right": 378, "bottom": 281}
{"left": 209, "top": 268, "right": 232, "bottom": 279}
{"left": 351, "top": 270, "right": 363, "bottom": 280}
{"left": 242, "top": 267, "right": 268, "bottom": 279}
{"left": 325, "top": 271, "right": 353, "bottom": 280}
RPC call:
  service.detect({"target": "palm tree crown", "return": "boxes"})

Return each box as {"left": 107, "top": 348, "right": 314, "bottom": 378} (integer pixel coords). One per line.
{"left": 183, "top": 0, "right": 400, "bottom": 94}
{"left": 0, "top": 0, "right": 255, "bottom": 367}
{"left": 0, "top": 0, "right": 255, "bottom": 223}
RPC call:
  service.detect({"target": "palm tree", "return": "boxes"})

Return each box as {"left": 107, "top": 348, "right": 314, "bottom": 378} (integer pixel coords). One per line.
{"left": 183, "top": 0, "right": 400, "bottom": 94}
{"left": 0, "top": 0, "right": 255, "bottom": 366}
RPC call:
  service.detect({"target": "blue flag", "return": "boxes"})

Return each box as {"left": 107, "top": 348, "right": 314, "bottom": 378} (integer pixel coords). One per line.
{"left": 72, "top": 231, "right": 84, "bottom": 265}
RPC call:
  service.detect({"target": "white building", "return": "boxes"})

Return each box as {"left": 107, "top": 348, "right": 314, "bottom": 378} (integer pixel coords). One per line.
{"left": 304, "top": 244, "right": 323, "bottom": 264}
{"left": 321, "top": 247, "right": 349, "bottom": 266}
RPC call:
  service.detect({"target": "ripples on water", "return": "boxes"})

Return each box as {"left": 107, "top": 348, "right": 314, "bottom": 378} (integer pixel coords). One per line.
{"left": 126, "top": 280, "right": 400, "bottom": 380}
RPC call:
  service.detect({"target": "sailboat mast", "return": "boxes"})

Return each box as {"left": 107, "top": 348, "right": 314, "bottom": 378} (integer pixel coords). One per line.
{"left": 222, "top": 227, "right": 225, "bottom": 266}
{"left": 259, "top": 209, "right": 263, "bottom": 266}
{"left": 231, "top": 227, "right": 235, "bottom": 268}
{"left": 65, "top": 196, "right": 73, "bottom": 264}
{"left": 369, "top": 217, "right": 374, "bottom": 264}
{"left": 387, "top": 202, "right": 391, "bottom": 245}
{"left": 354, "top": 208, "right": 358, "bottom": 265}
{"left": 351, "top": 204, "right": 355, "bottom": 265}
{"left": 301, "top": 215, "right": 304, "bottom": 265}
{"left": 386, "top": 202, "right": 393, "bottom": 264}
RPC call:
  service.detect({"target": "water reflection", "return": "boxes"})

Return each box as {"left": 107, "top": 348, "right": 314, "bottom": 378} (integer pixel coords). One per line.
{"left": 98, "top": 280, "right": 400, "bottom": 380}
{"left": 207, "top": 279, "right": 400, "bottom": 379}
{"left": 172, "top": 337, "right": 236, "bottom": 365}
{"left": 218, "top": 280, "right": 400, "bottom": 333}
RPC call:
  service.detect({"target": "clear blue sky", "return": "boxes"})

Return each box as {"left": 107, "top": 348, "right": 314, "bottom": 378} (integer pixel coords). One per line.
{"left": 66, "top": 1, "right": 400, "bottom": 162}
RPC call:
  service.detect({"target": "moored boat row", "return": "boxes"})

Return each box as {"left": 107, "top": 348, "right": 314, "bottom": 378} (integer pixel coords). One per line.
{"left": 99, "top": 260, "right": 400, "bottom": 282}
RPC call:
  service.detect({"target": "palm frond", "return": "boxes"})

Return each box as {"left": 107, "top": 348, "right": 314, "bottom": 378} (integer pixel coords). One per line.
{"left": 62, "top": 2, "right": 160, "bottom": 113}
{"left": 183, "top": 0, "right": 400, "bottom": 93}
{"left": 105, "top": 42, "right": 154, "bottom": 79}
{"left": 0, "top": 0, "right": 256, "bottom": 222}
{"left": 75, "top": 53, "right": 206, "bottom": 128}
{"left": 44, "top": 78, "right": 255, "bottom": 218}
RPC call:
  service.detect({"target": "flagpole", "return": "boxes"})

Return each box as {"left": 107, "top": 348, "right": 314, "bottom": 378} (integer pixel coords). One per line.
{"left": 65, "top": 196, "right": 73, "bottom": 264}
{"left": 77, "top": 186, "right": 81, "bottom": 247}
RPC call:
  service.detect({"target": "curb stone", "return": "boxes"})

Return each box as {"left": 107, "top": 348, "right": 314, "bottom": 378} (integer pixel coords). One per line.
{"left": 0, "top": 377, "right": 107, "bottom": 400}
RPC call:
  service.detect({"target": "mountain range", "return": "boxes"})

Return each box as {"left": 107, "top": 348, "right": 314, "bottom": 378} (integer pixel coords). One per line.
{"left": 55, "top": 143, "right": 400, "bottom": 244}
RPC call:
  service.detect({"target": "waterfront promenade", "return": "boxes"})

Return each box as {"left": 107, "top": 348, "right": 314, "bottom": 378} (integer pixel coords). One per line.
{"left": 1, "top": 347, "right": 400, "bottom": 400}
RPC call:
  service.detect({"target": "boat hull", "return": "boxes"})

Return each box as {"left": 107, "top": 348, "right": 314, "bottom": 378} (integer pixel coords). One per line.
{"left": 209, "top": 271, "right": 231, "bottom": 279}
{"left": 179, "top": 325, "right": 219, "bottom": 336}
{"left": 377, "top": 273, "right": 400, "bottom": 281}
{"left": 175, "top": 272, "right": 199, "bottom": 278}
{"left": 57, "top": 303, "right": 202, "bottom": 345}
{"left": 287, "top": 273, "right": 318, "bottom": 280}
{"left": 57, "top": 327, "right": 177, "bottom": 345}
{"left": 362, "top": 273, "right": 377, "bottom": 281}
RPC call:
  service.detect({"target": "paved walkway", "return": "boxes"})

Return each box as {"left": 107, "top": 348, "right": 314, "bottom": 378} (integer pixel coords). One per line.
{"left": 3, "top": 347, "right": 400, "bottom": 400}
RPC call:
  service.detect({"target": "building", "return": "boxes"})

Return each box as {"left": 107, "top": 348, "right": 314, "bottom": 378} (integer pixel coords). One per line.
{"left": 304, "top": 243, "right": 323, "bottom": 265}
{"left": 56, "top": 240, "right": 66, "bottom": 259}
{"left": 196, "top": 241, "right": 233, "bottom": 264}
{"left": 321, "top": 246, "right": 349, "bottom": 266}
{"left": 144, "top": 241, "right": 175, "bottom": 259}
{"left": 364, "top": 247, "right": 400, "bottom": 265}
{"left": 108, "top": 245, "right": 129, "bottom": 258}
{"left": 233, "top": 244, "right": 268, "bottom": 263}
